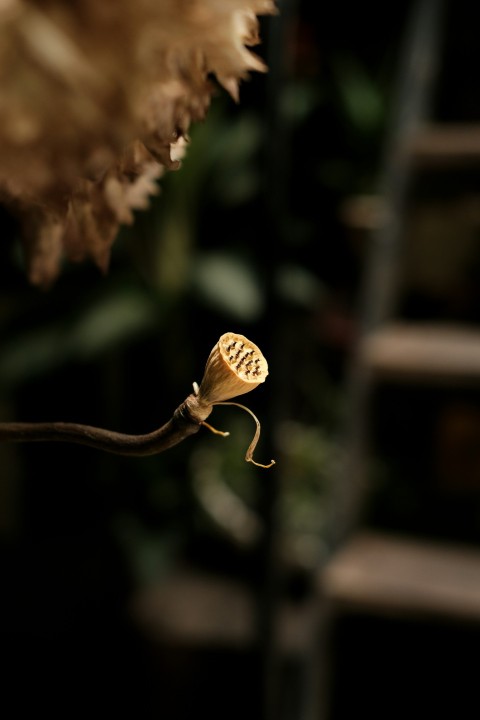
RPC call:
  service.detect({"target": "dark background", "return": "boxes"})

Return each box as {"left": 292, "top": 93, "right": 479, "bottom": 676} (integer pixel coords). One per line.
{"left": 1, "top": 1, "right": 480, "bottom": 718}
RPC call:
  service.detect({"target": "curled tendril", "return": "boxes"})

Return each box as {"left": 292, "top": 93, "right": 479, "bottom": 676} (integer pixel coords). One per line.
{"left": 201, "top": 401, "right": 275, "bottom": 469}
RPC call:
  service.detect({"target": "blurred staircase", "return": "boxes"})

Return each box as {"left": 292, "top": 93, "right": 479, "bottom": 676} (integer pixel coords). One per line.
{"left": 319, "top": 1, "right": 480, "bottom": 716}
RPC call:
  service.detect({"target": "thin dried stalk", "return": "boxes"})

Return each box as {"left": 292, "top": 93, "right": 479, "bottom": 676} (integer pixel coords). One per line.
{"left": 0, "top": 332, "right": 274, "bottom": 467}
{"left": 210, "top": 401, "right": 275, "bottom": 468}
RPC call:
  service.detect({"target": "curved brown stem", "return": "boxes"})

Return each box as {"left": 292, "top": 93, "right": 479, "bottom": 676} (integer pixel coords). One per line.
{"left": 0, "top": 393, "right": 212, "bottom": 457}
{"left": 0, "top": 332, "right": 273, "bottom": 465}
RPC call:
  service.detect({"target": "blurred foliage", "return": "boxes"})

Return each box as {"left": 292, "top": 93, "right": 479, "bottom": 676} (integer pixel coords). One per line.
{"left": 0, "top": 1, "right": 402, "bottom": 602}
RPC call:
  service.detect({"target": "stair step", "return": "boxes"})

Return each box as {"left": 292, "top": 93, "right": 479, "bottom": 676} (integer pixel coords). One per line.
{"left": 410, "top": 124, "right": 480, "bottom": 166}
{"left": 321, "top": 531, "right": 480, "bottom": 622}
{"left": 359, "top": 322, "right": 480, "bottom": 384}
{"left": 131, "top": 568, "right": 317, "bottom": 653}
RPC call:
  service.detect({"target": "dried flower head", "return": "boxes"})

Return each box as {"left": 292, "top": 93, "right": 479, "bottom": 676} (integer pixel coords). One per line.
{"left": 189, "top": 332, "right": 274, "bottom": 468}
{"left": 0, "top": 0, "right": 277, "bottom": 286}
{"left": 197, "top": 332, "right": 268, "bottom": 405}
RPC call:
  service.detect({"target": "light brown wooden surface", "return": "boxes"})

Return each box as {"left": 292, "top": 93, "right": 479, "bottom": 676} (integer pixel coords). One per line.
{"left": 132, "top": 568, "right": 319, "bottom": 653}
{"left": 410, "top": 124, "right": 480, "bottom": 165}
{"left": 321, "top": 530, "right": 480, "bottom": 622}
{"left": 359, "top": 322, "right": 480, "bottom": 383}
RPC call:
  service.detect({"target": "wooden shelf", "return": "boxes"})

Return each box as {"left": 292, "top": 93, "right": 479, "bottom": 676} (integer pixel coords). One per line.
{"left": 359, "top": 322, "right": 480, "bottom": 384}
{"left": 131, "top": 568, "right": 317, "bottom": 654}
{"left": 410, "top": 124, "right": 480, "bottom": 166}
{"left": 321, "top": 530, "right": 480, "bottom": 622}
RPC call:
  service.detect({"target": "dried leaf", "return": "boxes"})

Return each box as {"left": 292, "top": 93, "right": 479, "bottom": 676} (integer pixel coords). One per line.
{"left": 0, "top": 0, "right": 277, "bottom": 285}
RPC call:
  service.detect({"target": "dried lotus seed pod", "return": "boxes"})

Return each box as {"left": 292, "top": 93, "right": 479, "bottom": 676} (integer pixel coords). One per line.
{"left": 197, "top": 332, "right": 268, "bottom": 405}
